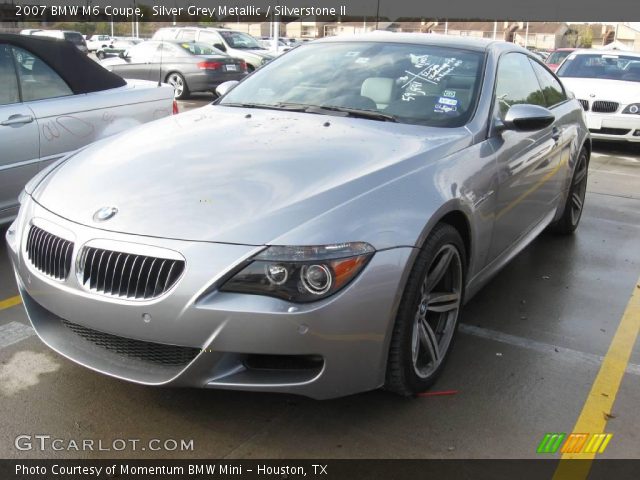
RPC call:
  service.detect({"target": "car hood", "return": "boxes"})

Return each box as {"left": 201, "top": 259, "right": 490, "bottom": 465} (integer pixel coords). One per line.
{"left": 32, "top": 105, "right": 470, "bottom": 245}
{"left": 242, "top": 49, "right": 273, "bottom": 59}
{"left": 560, "top": 77, "right": 640, "bottom": 104}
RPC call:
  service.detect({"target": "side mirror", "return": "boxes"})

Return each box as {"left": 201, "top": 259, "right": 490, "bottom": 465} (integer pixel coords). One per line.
{"left": 213, "top": 43, "right": 226, "bottom": 52}
{"left": 215, "top": 80, "right": 239, "bottom": 98}
{"left": 501, "top": 104, "right": 555, "bottom": 132}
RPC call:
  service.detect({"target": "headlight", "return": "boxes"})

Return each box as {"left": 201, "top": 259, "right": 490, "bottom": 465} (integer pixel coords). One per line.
{"left": 622, "top": 103, "right": 640, "bottom": 114}
{"left": 220, "top": 242, "right": 375, "bottom": 302}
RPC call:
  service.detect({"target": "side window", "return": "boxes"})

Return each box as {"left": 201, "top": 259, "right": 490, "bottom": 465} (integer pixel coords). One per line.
{"left": 0, "top": 44, "right": 20, "bottom": 105}
{"left": 12, "top": 47, "right": 72, "bottom": 102}
{"left": 176, "top": 30, "right": 196, "bottom": 41}
{"left": 529, "top": 60, "right": 567, "bottom": 108}
{"left": 494, "top": 53, "right": 546, "bottom": 117}
{"left": 198, "top": 31, "right": 223, "bottom": 46}
{"left": 128, "top": 42, "right": 160, "bottom": 60}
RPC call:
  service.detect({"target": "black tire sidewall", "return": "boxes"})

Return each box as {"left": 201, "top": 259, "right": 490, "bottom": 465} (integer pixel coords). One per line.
{"left": 552, "top": 148, "right": 588, "bottom": 234}
{"left": 386, "top": 223, "right": 467, "bottom": 395}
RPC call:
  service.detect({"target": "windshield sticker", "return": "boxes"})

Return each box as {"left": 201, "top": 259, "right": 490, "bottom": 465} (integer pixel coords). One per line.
{"left": 438, "top": 97, "right": 458, "bottom": 106}
{"left": 443, "top": 90, "right": 456, "bottom": 98}
{"left": 355, "top": 57, "right": 370, "bottom": 64}
{"left": 435, "top": 103, "right": 458, "bottom": 114}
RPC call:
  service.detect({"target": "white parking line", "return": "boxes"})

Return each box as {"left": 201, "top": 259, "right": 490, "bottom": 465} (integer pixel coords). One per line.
{"left": 459, "top": 323, "right": 640, "bottom": 376}
{"left": 0, "top": 322, "right": 35, "bottom": 349}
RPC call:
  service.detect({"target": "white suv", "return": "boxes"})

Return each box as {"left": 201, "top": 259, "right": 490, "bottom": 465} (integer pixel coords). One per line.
{"left": 153, "top": 27, "right": 273, "bottom": 71}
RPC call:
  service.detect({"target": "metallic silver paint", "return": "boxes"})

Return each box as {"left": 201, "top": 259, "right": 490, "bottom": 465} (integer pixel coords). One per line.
{"left": 7, "top": 34, "right": 590, "bottom": 398}
{"left": 0, "top": 78, "right": 174, "bottom": 223}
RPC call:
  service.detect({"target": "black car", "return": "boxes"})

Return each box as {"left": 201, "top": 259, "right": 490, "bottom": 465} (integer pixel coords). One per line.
{"left": 102, "top": 40, "right": 248, "bottom": 99}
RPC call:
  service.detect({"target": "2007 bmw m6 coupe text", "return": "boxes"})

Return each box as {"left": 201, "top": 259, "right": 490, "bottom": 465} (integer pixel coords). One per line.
{"left": 7, "top": 33, "right": 590, "bottom": 399}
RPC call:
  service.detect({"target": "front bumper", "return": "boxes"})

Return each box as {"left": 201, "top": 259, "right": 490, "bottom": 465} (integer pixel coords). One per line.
{"left": 6, "top": 198, "right": 412, "bottom": 399}
{"left": 585, "top": 111, "right": 640, "bottom": 142}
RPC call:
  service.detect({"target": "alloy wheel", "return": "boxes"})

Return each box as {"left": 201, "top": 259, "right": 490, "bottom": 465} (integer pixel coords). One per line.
{"left": 411, "top": 244, "right": 462, "bottom": 379}
{"left": 167, "top": 74, "right": 184, "bottom": 98}
{"left": 570, "top": 153, "right": 588, "bottom": 226}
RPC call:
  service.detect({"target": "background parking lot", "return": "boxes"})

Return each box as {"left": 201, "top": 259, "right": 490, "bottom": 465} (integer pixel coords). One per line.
{"left": 0, "top": 95, "right": 638, "bottom": 459}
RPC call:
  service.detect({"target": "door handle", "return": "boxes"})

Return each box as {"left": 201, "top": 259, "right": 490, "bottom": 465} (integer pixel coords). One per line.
{"left": 1, "top": 114, "right": 34, "bottom": 126}
{"left": 551, "top": 127, "right": 561, "bottom": 142}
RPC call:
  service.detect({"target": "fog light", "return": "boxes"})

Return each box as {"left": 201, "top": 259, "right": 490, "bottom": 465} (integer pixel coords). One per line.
{"left": 301, "top": 264, "right": 332, "bottom": 295}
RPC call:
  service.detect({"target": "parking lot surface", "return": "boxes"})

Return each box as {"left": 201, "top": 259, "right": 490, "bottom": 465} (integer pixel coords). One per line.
{"left": 0, "top": 95, "right": 638, "bottom": 459}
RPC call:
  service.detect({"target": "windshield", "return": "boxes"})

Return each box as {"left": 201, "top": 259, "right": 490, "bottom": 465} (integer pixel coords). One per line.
{"left": 546, "top": 50, "right": 572, "bottom": 65}
{"left": 177, "top": 42, "right": 225, "bottom": 56}
{"left": 218, "top": 31, "right": 263, "bottom": 49}
{"left": 220, "top": 42, "right": 484, "bottom": 128}
{"left": 557, "top": 53, "right": 640, "bottom": 82}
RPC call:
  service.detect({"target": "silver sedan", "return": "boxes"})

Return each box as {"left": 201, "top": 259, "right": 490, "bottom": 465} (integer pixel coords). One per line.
{"left": 7, "top": 33, "right": 589, "bottom": 399}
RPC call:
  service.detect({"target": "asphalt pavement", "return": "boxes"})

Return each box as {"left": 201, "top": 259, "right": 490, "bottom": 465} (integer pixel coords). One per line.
{"left": 0, "top": 97, "right": 638, "bottom": 459}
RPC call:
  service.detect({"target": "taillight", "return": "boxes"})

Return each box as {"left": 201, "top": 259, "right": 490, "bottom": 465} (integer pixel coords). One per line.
{"left": 197, "top": 61, "right": 222, "bottom": 70}
{"left": 240, "top": 61, "right": 247, "bottom": 71}
{"left": 172, "top": 100, "right": 179, "bottom": 115}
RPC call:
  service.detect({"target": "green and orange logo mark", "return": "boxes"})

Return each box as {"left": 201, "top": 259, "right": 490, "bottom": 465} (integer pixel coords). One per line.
{"left": 537, "top": 433, "right": 613, "bottom": 454}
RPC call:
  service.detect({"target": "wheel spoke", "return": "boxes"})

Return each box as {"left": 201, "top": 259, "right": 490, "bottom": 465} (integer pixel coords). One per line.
{"left": 425, "top": 247, "right": 453, "bottom": 291}
{"left": 573, "top": 166, "right": 587, "bottom": 186}
{"left": 418, "top": 318, "right": 440, "bottom": 364}
{"left": 571, "top": 192, "right": 583, "bottom": 212}
{"left": 427, "top": 291, "right": 460, "bottom": 313}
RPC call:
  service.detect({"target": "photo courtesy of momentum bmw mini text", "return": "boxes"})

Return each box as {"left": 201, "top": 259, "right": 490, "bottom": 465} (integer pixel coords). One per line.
{"left": 0, "top": 0, "right": 639, "bottom": 479}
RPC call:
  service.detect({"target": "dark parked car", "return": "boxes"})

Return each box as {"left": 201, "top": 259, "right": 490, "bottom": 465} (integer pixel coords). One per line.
{"left": 101, "top": 40, "right": 248, "bottom": 99}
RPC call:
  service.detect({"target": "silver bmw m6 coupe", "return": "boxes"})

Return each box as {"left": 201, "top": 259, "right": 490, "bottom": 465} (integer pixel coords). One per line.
{"left": 7, "top": 33, "right": 590, "bottom": 399}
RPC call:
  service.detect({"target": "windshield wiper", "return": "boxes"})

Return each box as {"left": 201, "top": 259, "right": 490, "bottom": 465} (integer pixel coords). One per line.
{"left": 221, "top": 103, "right": 399, "bottom": 122}
{"left": 220, "top": 102, "right": 307, "bottom": 112}
{"left": 305, "top": 105, "right": 399, "bottom": 122}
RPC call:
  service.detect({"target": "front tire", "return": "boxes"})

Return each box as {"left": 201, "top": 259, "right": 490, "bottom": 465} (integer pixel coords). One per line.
{"left": 166, "top": 72, "right": 189, "bottom": 100}
{"left": 385, "top": 223, "right": 466, "bottom": 396}
{"left": 550, "top": 148, "right": 588, "bottom": 235}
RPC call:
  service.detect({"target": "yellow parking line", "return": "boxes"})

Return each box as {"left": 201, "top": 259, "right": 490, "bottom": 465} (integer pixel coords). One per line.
{"left": 0, "top": 295, "right": 22, "bottom": 312}
{"left": 553, "top": 276, "right": 640, "bottom": 479}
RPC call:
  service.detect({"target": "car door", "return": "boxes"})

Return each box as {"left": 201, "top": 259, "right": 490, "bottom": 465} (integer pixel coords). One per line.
{"left": 109, "top": 42, "right": 159, "bottom": 80}
{"left": 148, "top": 42, "right": 185, "bottom": 84}
{"left": 0, "top": 44, "right": 39, "bottom": 220}
{"left": 487, "top": 52, "right": 565, "bottom": 260}
{"left": 528, "top": 59, "right": 574, "bottom": 202}
{"left": 11, "top": 45, "right": 80, "bottom": 171}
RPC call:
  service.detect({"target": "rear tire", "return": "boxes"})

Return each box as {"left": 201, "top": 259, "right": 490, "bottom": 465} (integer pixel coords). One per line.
{"left": 550, "top": 148, "right": 588, "bottom": 235}
{"left": 385, "top": 223, "right": 466, "bottom": 396}
{"left": 166, "top": 72, "right": 190, "bottom": 100}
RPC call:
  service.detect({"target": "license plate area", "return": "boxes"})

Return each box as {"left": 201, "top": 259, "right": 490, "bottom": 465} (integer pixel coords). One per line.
{"left": 225, "top": 64, "right": 238, "bottom": 72}
{"left": 587, "top": 116, "right": 602, "bottom": 130}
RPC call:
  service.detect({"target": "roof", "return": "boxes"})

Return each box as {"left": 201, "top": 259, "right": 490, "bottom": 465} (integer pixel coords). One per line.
{"left": 570, "top": 48, "right": 640, "bottom": 57}
{"left": 315, "top": 31, "right": 504, "bottom": 52}
{"left": 0, "top": 33, "right": 126, "bottom": 93}
{"left": 431, "top": 21, "right": 509, "bottom": 32}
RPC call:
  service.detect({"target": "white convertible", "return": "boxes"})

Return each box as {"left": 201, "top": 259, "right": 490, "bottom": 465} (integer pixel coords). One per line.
{"left": 557, "top": 50, "right": 640, "bottom": 144}
{"left": 0, "top": 33, "right": 176, "bottom": 224}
